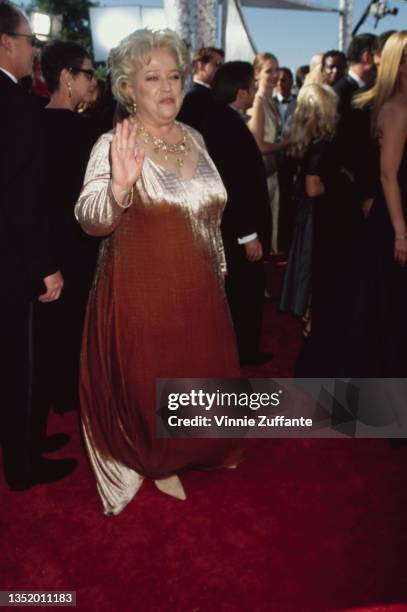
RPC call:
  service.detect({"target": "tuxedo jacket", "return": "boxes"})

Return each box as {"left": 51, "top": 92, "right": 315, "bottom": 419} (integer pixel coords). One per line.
{"left": 195, "top": 101, "right": 271, "bottom": 254}
{"left": 0, "top": 70, "right": 55, "bottom": 301}
{"left": 177, "top": 82, "right": 214, "bottom": 135}
{"left": 272, "top": 95, "right": 296, "bottom": 129}
{"left": 334, "top": 74, "right": 359, "bottom": 118}
{"left": 334, "top": 74, "right": 378, "bottom": 201}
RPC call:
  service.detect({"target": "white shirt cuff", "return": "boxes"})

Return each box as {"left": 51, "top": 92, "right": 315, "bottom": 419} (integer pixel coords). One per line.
{"left": 237, "top": 232, "right": 258, "bottom": 245}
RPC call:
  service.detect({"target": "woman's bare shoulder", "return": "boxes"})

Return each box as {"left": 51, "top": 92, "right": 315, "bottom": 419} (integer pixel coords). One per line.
{"left": 379, "top": 96, "right": 407, "bottom": 127}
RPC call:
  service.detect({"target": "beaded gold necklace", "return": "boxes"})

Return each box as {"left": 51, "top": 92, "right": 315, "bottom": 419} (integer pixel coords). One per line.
{"left": 137, "top": 121, "right": 191, "bottom": 168}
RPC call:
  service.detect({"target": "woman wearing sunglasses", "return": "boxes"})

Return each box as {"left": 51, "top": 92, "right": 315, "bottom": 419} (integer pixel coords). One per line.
{"left": 32, "top": 41, "right": 100, "bottom": 429}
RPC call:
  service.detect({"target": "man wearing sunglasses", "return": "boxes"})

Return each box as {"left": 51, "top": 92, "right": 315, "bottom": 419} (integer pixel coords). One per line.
{"left": 178, "top": 46, "right": 224, "bottom": 133}
{"left": 0, "top": 1, "right": 76, "bottom": 491}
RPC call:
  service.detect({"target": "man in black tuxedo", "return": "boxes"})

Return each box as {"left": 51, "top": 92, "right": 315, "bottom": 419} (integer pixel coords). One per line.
{"left": 333, "top": 34, "right": 377, "bottom": 232}
{"left": 273, "top": 68, "right": 296, "bottom": 130}
{"left": 334, "top": 33, "right": 376, "bottom": 117}
{"left": 177, "top": 46, "right": 224, "bottom": 132}
{"left": 191, "top": 62, "right": 272, "bottom": 365}
{"left": 0, "top": 2, "right": 76, "bottom": 490}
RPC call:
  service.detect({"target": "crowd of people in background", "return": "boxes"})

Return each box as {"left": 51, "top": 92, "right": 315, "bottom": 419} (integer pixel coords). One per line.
{"left": 1, "top": 0, "right": 406, "bottom": 511}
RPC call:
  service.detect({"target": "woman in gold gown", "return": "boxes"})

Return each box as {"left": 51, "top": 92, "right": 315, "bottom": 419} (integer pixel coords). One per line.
{"left": 248, "top": 53, "right": 290, "bottom": 254}
{"left": 75, "top": 29, "right": 243, "bottom": 515}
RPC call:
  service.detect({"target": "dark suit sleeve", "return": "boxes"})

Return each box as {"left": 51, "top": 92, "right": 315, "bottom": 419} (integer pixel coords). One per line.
{"left": 334, "top": 77, "right": 356, "bottom": 118}
{"left": 205, "top": 127, "right": 256, "bottom": 238}
{"left": 202, "top": 105, "right": 270, "bottom": 247}
{"left": 334, "top": 78, "right": 360, "bottom": 177}
{"left": 178, "top": 86, "right": 213, "bottom": 135}
{"left": 348, "top": 107, "right": 380, "bottom": 202}
{"left": 0, "top": 95, "right": 56, "bottom": 297}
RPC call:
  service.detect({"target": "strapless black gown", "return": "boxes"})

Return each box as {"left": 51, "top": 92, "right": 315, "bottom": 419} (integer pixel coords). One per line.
{"left": 296, "top": 144, "right": 407, "bottom": 377}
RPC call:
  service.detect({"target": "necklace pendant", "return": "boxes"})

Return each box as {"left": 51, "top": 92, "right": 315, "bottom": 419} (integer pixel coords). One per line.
{"left": 138, "top": 122, "right": 191, "bottom": 167}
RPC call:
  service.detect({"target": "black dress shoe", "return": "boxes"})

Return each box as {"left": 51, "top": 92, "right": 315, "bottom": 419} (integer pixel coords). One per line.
{"left": 7, "top": 477, "right": 32, "bottom": 492}
{"left": 31, "top": 457, "right": 78, "bottom": 485}
{"left": 240, "top": 351, "right": 274, "bottom": 366}
{"left": 41, "top": 433, "right": 70, "bottom": 453}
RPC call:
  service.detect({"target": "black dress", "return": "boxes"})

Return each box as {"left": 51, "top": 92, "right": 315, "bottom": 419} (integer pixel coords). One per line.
{"left": 32, "top": 109, "right": 100, "bottom": 422}
{"left": 280, "top": 139, "right": 353, "bottom": 321}
{"left": 296, "top": 143, "right": 407, "bottom": 377}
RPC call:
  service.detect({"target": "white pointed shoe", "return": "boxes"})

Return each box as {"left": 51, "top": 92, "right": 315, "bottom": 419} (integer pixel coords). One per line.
{"left": 154, "top": 475, "right": 187, "bottom": 501}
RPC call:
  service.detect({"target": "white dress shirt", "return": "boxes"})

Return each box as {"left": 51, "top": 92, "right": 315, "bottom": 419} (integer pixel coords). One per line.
{"left": 0, "top": 67, "right": 18, "bottom": 84}
{"left": 348, "top": 70, "right": 366, "bottom": 89}
{"left": 193, "top": 79, "right": 211, "bottom": 89}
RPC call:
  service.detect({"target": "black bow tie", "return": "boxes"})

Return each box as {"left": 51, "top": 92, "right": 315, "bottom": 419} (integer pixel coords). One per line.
{"left": 281, "top": 99, "right": 291, "bottom": 104}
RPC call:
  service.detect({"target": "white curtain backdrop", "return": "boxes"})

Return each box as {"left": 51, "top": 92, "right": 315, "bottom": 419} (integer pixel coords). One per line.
{"left": 222, "top": 0, "right": 257, "bottom": 61}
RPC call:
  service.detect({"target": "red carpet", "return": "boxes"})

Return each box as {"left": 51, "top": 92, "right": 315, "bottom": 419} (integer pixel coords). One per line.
{"left": 2, "top": 258, "right": 407, "bottom": 611}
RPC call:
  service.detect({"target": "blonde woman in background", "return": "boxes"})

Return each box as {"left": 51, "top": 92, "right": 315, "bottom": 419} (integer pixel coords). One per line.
{"left": 248, "top": 52, "right": 291, "bottom": 254}
{"left": 296, "top": 31, "right": 407, "bottom": 376}
{"left": 280, "top": 84, "right": 341, "bottom": 336}
{"left": 303, "top": 53, "right": 324, "bottom": 86}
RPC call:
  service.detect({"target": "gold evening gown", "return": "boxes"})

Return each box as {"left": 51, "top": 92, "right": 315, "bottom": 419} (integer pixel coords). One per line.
{"left": 248, "top": 93, "right": 281, "bottom": 254}
{"left": 75, "top": 124, "right": 243, "bottom": 515}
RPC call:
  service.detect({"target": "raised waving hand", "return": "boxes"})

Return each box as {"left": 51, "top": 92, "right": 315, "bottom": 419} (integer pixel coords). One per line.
{"left": 111, "top": 119, "right": 145, "bottom": 205}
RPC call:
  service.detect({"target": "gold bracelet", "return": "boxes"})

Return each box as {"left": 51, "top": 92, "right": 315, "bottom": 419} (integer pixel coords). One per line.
{"left": 395, "top": 233, "right": 407, "bottom": 241}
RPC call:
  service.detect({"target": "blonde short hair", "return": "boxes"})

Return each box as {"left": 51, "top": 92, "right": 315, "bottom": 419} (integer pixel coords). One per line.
{"left": 353, "top": 30, "right": 407, "bottom": 135}
{"left": 303, "top": 53, "right": 324, "bottom": 87}
{"left": 309, "top": 52, "right": 323, "bottom": 72}
{"left": 108, "top": 28, "right": 188, "bottom": 114}
{"left": 289, "top": 84, "right": 338, "bottom": 158}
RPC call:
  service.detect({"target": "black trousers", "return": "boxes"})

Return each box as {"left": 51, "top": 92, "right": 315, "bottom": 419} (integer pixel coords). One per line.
{"left": 31, "top": 261, "right": 94, "bottom": 416}
{"left": 224, "top": 244, "right": 265, "bottom": 362}
{"left": 0, "top": 299, "right": 35, "bottom": 486}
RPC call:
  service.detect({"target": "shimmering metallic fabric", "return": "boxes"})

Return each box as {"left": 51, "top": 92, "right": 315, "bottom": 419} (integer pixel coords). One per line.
{"left": 249, "top": 94, "right": 281, "bottom": 254}
{"left": 74, "top": 134, "right": 131, "bottom": 237}
{"left": 251, "top": 93, "right": 281, "bottom": 176}
{"left": 261, "top": 95, "right": 281, "bottom": 145}
{"left": 82, "top": 426, "right": 143, "bottom": 515}
{"left": 75, "top": 123, "right": 243, "bottom": 515}
{"left": 75, "top": 125, "right": 227, "bottom": 275}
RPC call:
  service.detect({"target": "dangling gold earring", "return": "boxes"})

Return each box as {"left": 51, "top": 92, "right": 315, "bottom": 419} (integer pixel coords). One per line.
{"left": 68, "top": 82, "right": 72, "bottom": 98}
{"left": 132, "top": 101, "right": 137, "bottom": 115}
